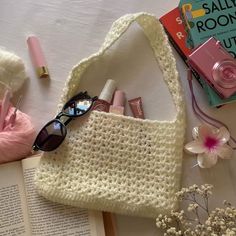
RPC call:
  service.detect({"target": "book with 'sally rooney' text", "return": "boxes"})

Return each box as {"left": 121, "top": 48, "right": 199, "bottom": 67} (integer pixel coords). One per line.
{"left": 160, "top": 7, "right": 236, "bottom": 107}
{"left": 179, "top": 0, "right": 236, "bottom": 57}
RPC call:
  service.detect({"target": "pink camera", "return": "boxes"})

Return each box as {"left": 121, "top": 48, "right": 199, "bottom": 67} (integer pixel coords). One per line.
{"left": 188, "top": 37, "right": 236, "bottom": 98}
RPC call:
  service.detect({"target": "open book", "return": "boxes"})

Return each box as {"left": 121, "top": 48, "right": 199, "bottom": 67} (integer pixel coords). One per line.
{"left": 0, "top": 154, "right": 105, "bottom": 236}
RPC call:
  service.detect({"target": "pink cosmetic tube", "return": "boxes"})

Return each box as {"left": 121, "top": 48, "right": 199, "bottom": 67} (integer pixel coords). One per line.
{"left": 128, "top": 97, "right": 145, "bottom": 119}
{"left": 27, "top": 36, "right": 49, "bottom": 78}
{"left": 109, "top": 90, "right": 125, "bottom": 115}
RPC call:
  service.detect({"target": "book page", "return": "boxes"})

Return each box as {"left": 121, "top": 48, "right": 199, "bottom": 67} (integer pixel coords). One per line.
{"left": 22, "top": 155, "right": 105, "bottom": 236}
{"left": 0, "top": 161, "right": 31, "bottom": 236}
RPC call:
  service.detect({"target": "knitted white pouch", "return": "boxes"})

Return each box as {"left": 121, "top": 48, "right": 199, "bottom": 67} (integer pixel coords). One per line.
{"left": 35, "top": 13, "right": 186, "bottom": 218}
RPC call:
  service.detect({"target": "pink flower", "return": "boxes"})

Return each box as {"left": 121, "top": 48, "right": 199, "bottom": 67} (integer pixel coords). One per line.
{"left": 185, "top": 125, "right": 233, "bottom": 168}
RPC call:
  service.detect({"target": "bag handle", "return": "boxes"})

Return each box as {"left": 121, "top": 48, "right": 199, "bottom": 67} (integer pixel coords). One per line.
{"left": 60, "top": 13, "right": 185, "bottom": 121}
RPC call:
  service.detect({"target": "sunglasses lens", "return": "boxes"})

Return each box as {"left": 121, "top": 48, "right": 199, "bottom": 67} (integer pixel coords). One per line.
{"left": 63, "top": 98, "right": 93, "bottom": 116}
{"left": 35, "top": 120, "right": 66, "bottom": 151}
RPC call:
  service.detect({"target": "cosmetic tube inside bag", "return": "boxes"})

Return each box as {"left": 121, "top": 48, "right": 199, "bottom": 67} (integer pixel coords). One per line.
{"left": 35, "top": 13, "right": 186, "bottom": 218}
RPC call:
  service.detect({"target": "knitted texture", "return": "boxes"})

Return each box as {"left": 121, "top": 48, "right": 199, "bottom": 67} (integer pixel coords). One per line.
{"left": 35, "top": 13, "right": 186, "bottom": 218}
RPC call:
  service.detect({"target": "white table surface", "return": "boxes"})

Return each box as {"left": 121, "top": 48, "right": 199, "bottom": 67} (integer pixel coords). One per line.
{"left": 1, "top": 1, "right": 236, "bottom": 235}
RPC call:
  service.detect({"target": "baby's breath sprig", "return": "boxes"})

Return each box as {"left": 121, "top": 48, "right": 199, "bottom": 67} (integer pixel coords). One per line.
{"left": 156, "top": 184, "right": 236, "bottom": 236}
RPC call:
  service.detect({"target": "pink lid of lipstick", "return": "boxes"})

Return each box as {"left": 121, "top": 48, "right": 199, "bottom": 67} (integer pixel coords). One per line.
{"left": 27, "top": 36, "right": 49, "bottom": 78}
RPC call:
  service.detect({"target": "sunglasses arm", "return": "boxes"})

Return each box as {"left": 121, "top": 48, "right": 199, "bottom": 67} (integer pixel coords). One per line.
{"left": 93, "top": 96, "right": 98, "bottom": 101}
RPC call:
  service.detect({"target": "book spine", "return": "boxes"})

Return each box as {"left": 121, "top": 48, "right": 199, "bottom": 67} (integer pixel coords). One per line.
{"left": 163, "top": 27, "right": 204, "bottom": 88}
{"left": 178, "top": 5, "right": 194, "bottom": 49}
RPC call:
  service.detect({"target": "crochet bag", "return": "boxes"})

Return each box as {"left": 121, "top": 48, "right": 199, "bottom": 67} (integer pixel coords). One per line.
{"left": 35, "top": 13, "right": 186, "bottom": 218}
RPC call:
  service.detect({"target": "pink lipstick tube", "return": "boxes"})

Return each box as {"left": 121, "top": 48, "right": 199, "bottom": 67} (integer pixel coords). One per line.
{"left": 27, "top": 36, "right": 49, "bottom": 78}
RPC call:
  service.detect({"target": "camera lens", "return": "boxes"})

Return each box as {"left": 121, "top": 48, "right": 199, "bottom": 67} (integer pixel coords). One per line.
{"left": 212, "top": 60, "right": 236, "bottom": 89}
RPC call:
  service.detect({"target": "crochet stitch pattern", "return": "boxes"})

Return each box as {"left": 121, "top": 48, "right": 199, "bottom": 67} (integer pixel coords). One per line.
{"left": 35, "top": 13, "right": 186, "bottom": 218}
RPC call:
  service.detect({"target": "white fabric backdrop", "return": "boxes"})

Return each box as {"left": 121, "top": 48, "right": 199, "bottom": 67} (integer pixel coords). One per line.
{"left": 1, "top": 1, "right": 236, "bottom": 235}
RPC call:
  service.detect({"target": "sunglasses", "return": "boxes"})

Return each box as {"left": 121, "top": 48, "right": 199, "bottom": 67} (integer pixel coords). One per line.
{"left": 32, "top": 91, "right": 97, "bottom": 152}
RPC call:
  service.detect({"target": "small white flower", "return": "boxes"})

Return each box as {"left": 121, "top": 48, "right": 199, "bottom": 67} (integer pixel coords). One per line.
{"left": 185, "top": 125, "right": 233, "bottom": 168}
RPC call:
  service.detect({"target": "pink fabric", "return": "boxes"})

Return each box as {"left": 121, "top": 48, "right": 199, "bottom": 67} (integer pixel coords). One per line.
{"left": 0, "top": 104, "right": 36, "bottom": 164}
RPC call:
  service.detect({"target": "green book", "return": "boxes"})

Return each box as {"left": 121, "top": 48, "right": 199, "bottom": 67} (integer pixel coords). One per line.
{"left": 179, "top": 0, "right": 236, "bottom": 107}
{"left": 203, "top": 80, "right": 236, "bottom": 107}
{"left": 179, "top": 0, "right": 236, "bottom": 56}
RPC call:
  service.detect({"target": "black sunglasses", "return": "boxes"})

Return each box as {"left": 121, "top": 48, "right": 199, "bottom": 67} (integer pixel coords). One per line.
{"left": 33, "top": 91, "right": 97, "bottom": 152}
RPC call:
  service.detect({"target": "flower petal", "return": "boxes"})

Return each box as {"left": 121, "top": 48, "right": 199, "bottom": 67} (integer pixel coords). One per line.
{"left": 217, "top": 127, "right": 230, "bottom": 144}
{"left": 217, "top": 144, "right": 233, "bottom": 159}
{"left": 198, "top": 125, "right": 218, "bottom": 141}
{"left": 184, "top": 141, "right": 205, "bottom": 154}
{"left": 197, "top": 153, "right": 218, "bottom": 168}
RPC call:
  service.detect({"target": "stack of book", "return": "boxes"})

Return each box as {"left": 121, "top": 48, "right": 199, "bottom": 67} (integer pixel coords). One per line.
{"left": 160, "top": 0, "right": 236, "bottom": 107}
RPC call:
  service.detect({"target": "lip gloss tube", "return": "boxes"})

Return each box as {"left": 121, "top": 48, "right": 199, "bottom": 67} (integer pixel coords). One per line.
{"left": 27, "top": 36, "right": 49, "bottom": 78}
{"left": 128, "top": 97, "right": 145, "bottom": 119}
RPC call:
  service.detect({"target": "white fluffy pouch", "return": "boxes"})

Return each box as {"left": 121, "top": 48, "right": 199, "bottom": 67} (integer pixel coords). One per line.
{"left": 35, "top": 13, "right": 186, "bottom": 218}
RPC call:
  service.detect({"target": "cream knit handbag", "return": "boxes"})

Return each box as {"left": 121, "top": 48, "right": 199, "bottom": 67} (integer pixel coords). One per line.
{"left": 35, "top": 13, "right": 186, "bottom": 218}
